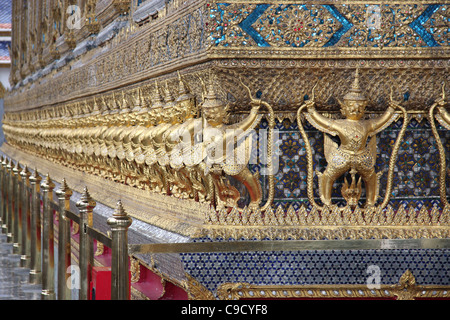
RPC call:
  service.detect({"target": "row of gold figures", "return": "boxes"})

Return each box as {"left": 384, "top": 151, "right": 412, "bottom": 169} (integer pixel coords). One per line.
{"left": 3, "top": 74, "right": 275, "bottom": 211}
{"left": 2, "top": 72, "right": 450, "bottom": 212}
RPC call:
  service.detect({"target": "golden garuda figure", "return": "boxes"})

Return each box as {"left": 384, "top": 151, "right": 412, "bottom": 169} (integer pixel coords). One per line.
{"left": 200, "top": 80, "right": 263, "bottom": 209}
{"left": 167, "top": 77, "right": 268, "bottom": 209}
{"left": 2, "top": 71, "right": 278, "bottom": 211}
{"left": 298, "top": 69, "right": 402, "bottom": 208}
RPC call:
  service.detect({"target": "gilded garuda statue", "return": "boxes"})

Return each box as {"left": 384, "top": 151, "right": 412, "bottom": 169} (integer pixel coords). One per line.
{"left": 158, "top": 76, "right": 273, "bottom": 210}
{"left": 185, "top": 79, "right": 264, "bottom": 209}
{"left": 297, "top": 69, "right": 407, "bottom": 208}
{"left": 76, "top": 73, "right": 273, "bottom": 210}
{"left": 3, "top": 71, "right": 276, "bottom": 211}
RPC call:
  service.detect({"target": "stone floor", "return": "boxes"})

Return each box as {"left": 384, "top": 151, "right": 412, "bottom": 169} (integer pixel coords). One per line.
{"left": 0, "top": 233, "right": 42, "bottom": 300}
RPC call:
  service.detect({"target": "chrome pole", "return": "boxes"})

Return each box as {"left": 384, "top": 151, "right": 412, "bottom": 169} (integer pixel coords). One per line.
{"left": 20, "top": 166, "right": 31, "bottom": 268}
{"left": 107, "top": 200, "right": 132, "bottom": 300}
{"left": 76, "top": 187, "right": 96, "bottom": 300}
{"left": 41, "top": 174, "right": 56, "bottom": 300}
{"left": 29, "top": 169, "right": 42, "bottom": 284}
{"left": 56, "top": 178, "right": 73, "bottom": 300}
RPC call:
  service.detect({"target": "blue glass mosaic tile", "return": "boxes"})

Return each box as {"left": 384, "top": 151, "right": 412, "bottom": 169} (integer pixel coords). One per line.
{"left": 322, "top": 5, "right": 353, "bottom": 47}
{"left": 409, "top": 4, "right": 442, "bottom": 47}
{"left": 209, "top": 3, "right": 449, "bottom": 48}
{"left": 181, "top": 246, "right": 450, "bottom": 294}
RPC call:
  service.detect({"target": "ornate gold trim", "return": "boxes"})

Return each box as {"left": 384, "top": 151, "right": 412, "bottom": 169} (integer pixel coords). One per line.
{"left": 209, "top": 47, "right": 450, "bottom": 60}
{"left": 216, "top": 270, "right": 450, "bottom": 300}
{"left": 204, "top": 225, "right": 450, "bottom": 241}
{"left": 130, "top": 256, "right": 141, "bottom": 283}
{"left": 5, "top": 0, "right": 210, "bottom": 113}
{"left": 186, "top": 273, "right": 216, "bottom": 300}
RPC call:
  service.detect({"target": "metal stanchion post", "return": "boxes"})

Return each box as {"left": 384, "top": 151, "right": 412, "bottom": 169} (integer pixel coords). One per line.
{"left": 0, "top": 156, "right": 3, "bottom": 227}
{"left": 29, "top": 169, "right": 42, "bottom": 284}
{"left": 20, "top": 166, "right": 31, "bottom": 268}
{"left": 1, "top": 157, "right": 8, "bottom": 234}
{"left": 56, "top": 178, "right": 73, "bottom": 300}
{"left": 76, "top": 187, "right": 96, "bottom": 300}
{"left": 12, "top": 162, "right": 21, "bottom": 254}
{"left": 0, "top": 156, "right": 4, "bottom": 230}
{"left": 6, "top": 159, "right": 13, "bottom": 242}
{"left": 107, "top": 200, "right": 132, "bottom": 300}
{"left": 41, "top": 174, "right": 56, "bottom": 300}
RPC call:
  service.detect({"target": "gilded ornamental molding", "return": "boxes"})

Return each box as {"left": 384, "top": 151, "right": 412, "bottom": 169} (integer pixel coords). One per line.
{"left": 216, "top": 270, "right": 450, "bottom": 300}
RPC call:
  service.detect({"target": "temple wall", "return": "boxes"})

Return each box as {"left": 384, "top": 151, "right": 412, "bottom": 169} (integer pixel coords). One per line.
{"left": 2, "top": 0, "right": 449, "bottom": 299}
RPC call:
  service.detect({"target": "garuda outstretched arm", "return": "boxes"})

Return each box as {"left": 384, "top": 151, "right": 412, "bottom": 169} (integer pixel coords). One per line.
{"left": 435, "top": 84, "right": 449, "bottom": 129}
{"left": 368, "top": 91, "right": 398, "bottom": 136}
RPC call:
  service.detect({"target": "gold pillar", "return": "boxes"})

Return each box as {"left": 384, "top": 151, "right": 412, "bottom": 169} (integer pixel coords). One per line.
{"left": 12, "top": 161, "right": 21, "bottom": 255}
{"left": 76, "top": 187, "right": 96, "bottom": 300}
{"left": 107, "top": 200, "right": 132, "bottom": 300}
{"left": 20, "top": 166, "right": 31, "bottom": 268}
{"left": 56, "top": 178, "right": 73, "bottom": 300}
{"left": 0, "top": 157, "right": 5, "bottom": 231}
{"left": 41, "top": 174, "right": 56, "bottom": 300}
{"left": 6, "top": 159, "right": 14, "bottom": 242}
{"left": 29, "top": 169, "right": 42, "bottom": 284}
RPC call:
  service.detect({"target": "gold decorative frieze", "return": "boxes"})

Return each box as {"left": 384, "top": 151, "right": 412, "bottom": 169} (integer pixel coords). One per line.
{"left": 4, "top": 0, "right": 450, "bottom": 242}
{"left": 5, "top": 0, "right": 210, "bottom": 112}
{"left": 207, "top": 2, "right": 449, "bottom": 53}
{"left": 212, "top": 62, "right": 449, "bottom": 113}
{"left": 3, "top": 72, "right": 274, "bottom": 213}
{"left": 3, "top": 66, "right": 450, "bottom": 241}
{"left": 216, "top": 270, "right": 450, "bottom": 300}
{"left": 5, "top": 1, "right": 450, "bottom": 112}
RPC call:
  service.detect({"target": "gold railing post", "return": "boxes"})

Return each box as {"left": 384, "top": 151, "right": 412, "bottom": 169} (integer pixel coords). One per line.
{"left": 29, "top": 169, "right": 42, "bottom": 284}
{"left": 1, "top": 157, "right": 8, "bottom": 234}
{"left": 6, "top": 159, "right": 13, "bottom": 242}
{"left": 0, "top": 156, "right": 5, "bottom": 231}
{"left": 107, "top": 200, "right": 132, "bottom": 300}
{"left": 41, "top": 174, "right": 56, "bottom": 300}
{"left": 76, "top": 187, "right": 96, "bottom": 300}
{"left": 56, "top": 179, "right": 73, "bottom": 300}
{"left": 12, "top": 161, "right": 21, "bottom": 254}
{"left": 20, "top": 166, "right": 31, "bottom": 268}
